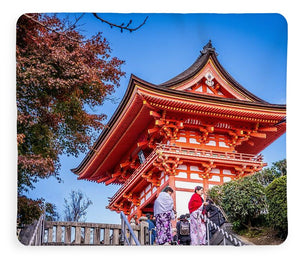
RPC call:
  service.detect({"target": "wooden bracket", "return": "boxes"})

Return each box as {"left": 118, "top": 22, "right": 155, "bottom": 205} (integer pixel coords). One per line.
{"left": 123, "top": 193, "right": 140, "bottom": 206}
{"left": 154, "top": 155, "right": 183, "bottom": 176}
{"left": 199, "top": 161, "right": 216, "bottom": 179}
{"left": 142, "top": 170, "right": 161, "bottom": 187}
{"left": 197, "top": 125, "right": 215, "bottom": 144}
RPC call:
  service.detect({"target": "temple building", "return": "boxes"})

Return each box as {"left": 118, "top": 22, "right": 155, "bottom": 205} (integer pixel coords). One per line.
{"left": 72, "top": 41, "right": 286, "bottom": 220}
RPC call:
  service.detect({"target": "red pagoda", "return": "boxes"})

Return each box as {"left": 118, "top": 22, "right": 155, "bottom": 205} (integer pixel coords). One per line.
{"left": 72, "top": 41, "right": 286, "bottom": 220}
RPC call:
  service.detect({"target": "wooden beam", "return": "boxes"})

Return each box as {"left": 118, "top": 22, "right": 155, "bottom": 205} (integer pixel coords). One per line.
{"left": 259, "top": 127, "right": 278, "bottom": 132}
{"left": 105, "top": 177, "right": 117, "bottom": 185}
{"left": 234, "top": 166, "right": 243, "bottom": 172}
{"left": 155, "top": 119, "right": 165, "bottom": 126}
{"left": 120, "top": 161, "right": 130, "bottom": 168}
{"left": 112, "top": 171, "right": 122, "bottom": 178}
{"left": 250, "top": 132, "right": 267, "bottom": 138}
{"left": 137, "top": 141, "right": 148, "bottom": 147}
{"left": 96, "top": 176, "right": 110, "bottom": 183}
{"left": 150, "top": 111, "right": 161, "bottom": 118}
{"left": 148, "top": 127, "right": 159, "bottom": 134}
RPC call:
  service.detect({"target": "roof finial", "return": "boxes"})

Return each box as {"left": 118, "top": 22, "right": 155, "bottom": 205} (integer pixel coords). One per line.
{"left": 207, "top": 39, "right": 212, "bottom": 48}
{"left": 201, "top": 40, "right": 216, "bottom": 55}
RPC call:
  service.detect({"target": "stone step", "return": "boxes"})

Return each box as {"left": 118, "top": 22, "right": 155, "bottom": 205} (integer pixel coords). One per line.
{"left": 209, "top": 223, "right": 248, "bottom": 246}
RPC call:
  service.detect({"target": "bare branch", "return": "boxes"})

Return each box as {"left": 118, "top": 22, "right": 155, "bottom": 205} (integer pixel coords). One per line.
{"left": 23, "top": 14, "right": 83, "bottom": 43}
{"left": 22, "top": 13, "right": 148, "bottom": 45}
{"left": 63, "top": 13, "right": 86, "bottom": 32}
{"left": 92, "top": 13, "right": 148, "bottom": 32}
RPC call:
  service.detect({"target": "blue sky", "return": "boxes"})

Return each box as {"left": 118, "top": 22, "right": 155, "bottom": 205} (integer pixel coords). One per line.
{"left": 26, "top": 13, "right": 287, "bottom": 224}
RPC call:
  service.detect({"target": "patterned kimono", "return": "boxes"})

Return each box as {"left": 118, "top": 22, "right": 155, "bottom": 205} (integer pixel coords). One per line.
{"left": 154, "top": 192, "right": 174, "bottom": 245}
{"left": 155, "top": 211, "right": 172, "bottom": 245}
{"left": 188, "top": 193, "right": 206, "bottom": 245}
{"left": 190, "top": 207, "right": 206, "bottom": 245}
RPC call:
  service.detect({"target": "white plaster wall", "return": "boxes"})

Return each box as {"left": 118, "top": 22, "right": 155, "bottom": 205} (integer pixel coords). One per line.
{"left": 175, "top": 190, "right": 193, "bottom": 216}
{"left": 175, "top": 180, "right": 201, "bottom": 190}
{"left": 223, "top": 177, "right": 232, "bottom": 182}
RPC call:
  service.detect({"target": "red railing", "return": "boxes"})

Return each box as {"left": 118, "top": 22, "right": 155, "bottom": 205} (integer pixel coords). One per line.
{"left": 108, "top": 144, "right": 264, "bottom": 205}
{"left": 156, "top": 144, "right": 264, "bottom": 163}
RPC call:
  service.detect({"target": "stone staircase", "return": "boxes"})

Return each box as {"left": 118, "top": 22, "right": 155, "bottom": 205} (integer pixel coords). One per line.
{"left": 18, "top": 213, "right": 247, "bottom": 246}
{"left": 18, "top": 215, "right": 149, "bottom": 246}
{"left": 209, "top": 223, "right": 248, "bottom": 245}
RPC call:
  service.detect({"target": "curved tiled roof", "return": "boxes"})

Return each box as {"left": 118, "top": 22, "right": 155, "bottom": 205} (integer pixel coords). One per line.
{"left": 72, "top": 41, "right": 286, "bottom": 178}
{"left": 159, "top": 40, "right": 268, "bottom": 104}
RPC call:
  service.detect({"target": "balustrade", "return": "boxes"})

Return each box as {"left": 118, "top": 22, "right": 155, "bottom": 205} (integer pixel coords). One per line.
{"left": 43, "top": 218, "right": 149, "bottom": 246}
{"left": 19, "top": 213, "right": 246, "bottom": 246}
{"left": 109, "top": 143, "right": 264, "bottom": 206}
{"left": 157, "top": 143, "right": 263, "bottom": 163}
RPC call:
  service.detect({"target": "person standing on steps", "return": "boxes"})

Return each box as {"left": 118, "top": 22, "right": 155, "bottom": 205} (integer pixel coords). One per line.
{"left": 176, "top": 214, "right": 191, "bottom": 245}
{"left": 146, "top": 213, "right": 156, "bottom": 245}
{"left": 154, "top": 186, "right": 176, "bottom": 245}
{"left": 204, "top": 198, "right": 226, "bottom": 238}
{"left": 188, "top": 186, "right": 208, "bottom": 245}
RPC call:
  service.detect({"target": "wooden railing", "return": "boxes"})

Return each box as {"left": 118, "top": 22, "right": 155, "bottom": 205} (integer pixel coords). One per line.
{"left": 157, "top": 144, "right": 264, "bottom": 164}
{"left": 108, "top": 144, "right": 265, "bottom": 207}
{"left": 43, "top": 216, "right": 149, "bottom": 246}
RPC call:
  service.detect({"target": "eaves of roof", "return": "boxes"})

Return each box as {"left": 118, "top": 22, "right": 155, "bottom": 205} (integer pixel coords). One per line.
{"left": 72, "top": 73, "right": 285, "bottom": 176}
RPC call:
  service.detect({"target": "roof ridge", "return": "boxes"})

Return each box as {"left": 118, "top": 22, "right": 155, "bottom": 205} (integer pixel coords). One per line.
{"left": 201, "top": 40, "right": 217, "bottom": 55}
{"left": 159, "top": 42, "right": 212, "bottom": 87}
{"left": 158, "top": 41, "right": 269, "bottom": 104}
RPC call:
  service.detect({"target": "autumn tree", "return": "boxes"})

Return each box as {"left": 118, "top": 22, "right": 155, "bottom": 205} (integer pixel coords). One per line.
{"left": 16, "top": 13, "right": 126, "bottom": 224}
{"left": 17, "top": 13, "right": 125, "bottom": 195}
{"left": 17, "top": 197, "right": 59, "bottom": 225}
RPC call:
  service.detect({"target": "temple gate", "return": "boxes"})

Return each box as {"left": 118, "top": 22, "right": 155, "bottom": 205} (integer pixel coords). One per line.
{"left": 72, "top": 41, "right": 286, "bottom": 220}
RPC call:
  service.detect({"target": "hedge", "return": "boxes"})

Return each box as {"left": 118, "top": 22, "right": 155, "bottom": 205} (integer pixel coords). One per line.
{"left": 208, "top": 175, "right": 267, "bottom": 230}
{"left": 265, "top": 175, "right": 287, "bottom": 239}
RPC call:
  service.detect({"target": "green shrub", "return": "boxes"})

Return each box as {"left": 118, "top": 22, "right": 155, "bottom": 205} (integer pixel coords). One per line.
{"left": 265, "top": 175, "right": 287, "bottom": 239}
{"left": 253, "top": 159, "right": 286, "bottom": 187}
{"left": 207, "top": 184, "right": 223, "bottom": 205}
{"left": 208, "top": 175, "right": 267, "bottom": 231}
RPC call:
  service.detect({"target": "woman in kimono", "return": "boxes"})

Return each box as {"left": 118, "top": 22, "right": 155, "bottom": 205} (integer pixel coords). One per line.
{"left": 154, "top": 186, "right": 175, "bottom": 245}
{"left": 188, "top": 186, "right": 208, "bottom": 245}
